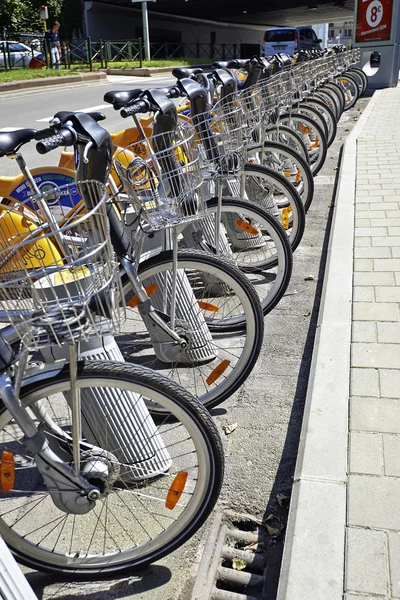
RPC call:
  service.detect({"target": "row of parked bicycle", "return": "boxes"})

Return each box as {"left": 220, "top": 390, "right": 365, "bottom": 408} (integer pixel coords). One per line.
{"left": 0, "top": 45, "right": 365, "bottom": 582}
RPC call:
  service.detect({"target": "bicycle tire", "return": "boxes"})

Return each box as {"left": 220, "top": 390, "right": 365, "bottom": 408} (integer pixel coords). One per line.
{"left": 203, "top": 196, "right": 293, "bottom": 315}
{"left": 240, "top": 162, "right": 306, "bottom": 252}
{"left": 303, "top": 98, "right": 337, "bottom": 147}
{"left": 279, "top": 112, "right": 328, "bottom": 176}
{"left": 264, "top": 124, "right": 310, "bottom": 163}
{"left": 0, "top": 361, "right": 224, "bottom": 578}
{"left": 247, "top": 141, "right": 314, "bottom": 212}
{"left": 294, "top": 102, "right": 329, "bottom": 143}
{"left": 314, "top": 89, "right": 341, "bottom": 122}
{"left": 350, "top": 67, "right": 368, "bottom": 96}
{"left": 119, "top": 248, "right": 264, "bottom": 408}
{"left": 335, "top": 73, "right": 360, "bottom": 111}
{"left": 324, "top": 82, "right": 346, "bottom": 115}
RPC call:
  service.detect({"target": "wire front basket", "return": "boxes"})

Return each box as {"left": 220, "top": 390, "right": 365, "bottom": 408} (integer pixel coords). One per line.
{"left": 237, "top": 84, "right": 263, "bottom": 146}
{"left": 114, "top": 123, "right": 207, "bottom": 230}
{"left": 0, "top": 181, "right": 124, "bottom": 350}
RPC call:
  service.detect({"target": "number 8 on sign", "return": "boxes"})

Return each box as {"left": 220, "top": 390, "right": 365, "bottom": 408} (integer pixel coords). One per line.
{"left": 366, "top": 0, "right": 383, "bottom": 27}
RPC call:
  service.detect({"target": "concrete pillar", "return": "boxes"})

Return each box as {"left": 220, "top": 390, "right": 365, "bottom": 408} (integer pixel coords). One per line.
{"left": 353, "top": 0, "right": 400, "bottom": 88}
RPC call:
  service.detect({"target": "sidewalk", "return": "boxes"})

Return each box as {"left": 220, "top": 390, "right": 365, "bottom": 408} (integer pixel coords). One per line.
{"left": 278, "top": 86, "right": 400, "bottom": 600}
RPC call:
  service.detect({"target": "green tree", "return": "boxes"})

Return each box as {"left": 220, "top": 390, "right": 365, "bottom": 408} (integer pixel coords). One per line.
{"left": 0, "top": 0, "right": 82, "bottom": 38}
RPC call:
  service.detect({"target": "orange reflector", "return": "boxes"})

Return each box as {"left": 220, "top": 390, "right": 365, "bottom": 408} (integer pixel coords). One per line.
{"left": 281, "top": 206, "right": 292, "bottom": 230}
{"left": 235, "top": 219, "right": 260, "bottom": 236}
{"left": 296, "top": 170, "right": 301, "bottom": 184}
{"left": 165, "top": 471, "right": 188, "bottom": 510}
{"left": 0, "top": 451, "right": 14, "bottom": 492}
{"left": 127, "top": 282, "right": 158, "bottom": 308}
{"left": 299, "top": 124, "right": 312, "bottom": 134}
{"left": 283, "top": 171, "right": 292, "bottom": 178}
{"left": 309, "top": 136, "right": 320, "bottom": 150}
{"left": 206, "top": 359, "right": 231, "bottom": 385}
{"left": 198, "top": 301, "right": 219, "bottom": 312}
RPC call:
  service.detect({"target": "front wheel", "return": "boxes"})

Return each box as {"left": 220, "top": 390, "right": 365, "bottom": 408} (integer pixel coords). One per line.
{"left": 202, "top": 196, "right": 293, "bottom": 315}
{"left": 279, "top": 113, "right": 328, "bottom": 176}
{"left": 247, "top": 141, "right": 314, "bottom": 212}
{"left": 119, "top": 248, "right": 264, "bottom": 408}
{"left": 0, "top": 361, "right": 224, "bottom": 578}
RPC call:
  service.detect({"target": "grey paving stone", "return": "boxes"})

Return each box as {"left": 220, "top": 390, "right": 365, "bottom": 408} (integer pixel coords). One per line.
{"left": 353, "top": 287, "right": 374, "bottom": 302}
{"left": 354, "top": 247, "right": 391, "bottom": 259}
{"left": 355, "top": 237, "right": 372, "bottom": 247}
{"left": 349, "top": 431, "right": 382, "bottom": 475}
{"left": 348, "top": 474, "right": 400, "bottom": 529}
{"left": 388, "top": 531, "right": 400, "bottom": 597}
{"left": 377, "top": 322, "right": 400, "bottom": 343}
{"left": 372, "top": 236, "right": 400, "bottom": 246}
{"left": 390, "top": 227, "right": 400, "bottom": 236}
{"left": 352, "top": 321, "right": 377, "bottom": 343}
{"left": 354, "top": 272, "right": 395, "bottom": 286}
{"left": 371, "top": 219, "right": 400, "bottom": 227}
{"left": 350, "top": 396, "right": 400, "bottom": 433}
{"left": 354, "top": 259, "right": 373, "bottom": 272}
{"left": 383, "top": 434, "right": 400, "bottom": 476}
{"left": 392, "top": 248, "right": 400, "bottom": 258}
{"left": 353, "top": 303, "right": 399, "bottom": 322}
{"left": 352, "top": 343, "right": 400, "bottom": 368}
{"left": 345, "top": 527, "right": 388, "bottom": 595}
{"left": 380, "top": 369, "right": 400, "bottom": 399}
{"left": 350, "top": 367, "right": 379, "bottom": 397}
{"left": 375, "top": 287, "right": 400, "bottom": 302}
{"left": 355, "top": 218, "right": 370, "bottom": 228}
{"left": 355, "top": 228, "right": 387, "bottom": 237}
{"left": 374, "top": 258, "right": 400, "bottom": 271}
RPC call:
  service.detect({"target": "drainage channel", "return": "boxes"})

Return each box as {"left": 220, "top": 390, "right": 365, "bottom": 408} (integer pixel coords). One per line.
{"left": 191, "top": 511, "right": 269, "bottom": 600}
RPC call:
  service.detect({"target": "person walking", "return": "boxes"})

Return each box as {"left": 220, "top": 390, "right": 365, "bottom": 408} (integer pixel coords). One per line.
{"left": 45, "top": 21, "right": 61, "bottom": 70}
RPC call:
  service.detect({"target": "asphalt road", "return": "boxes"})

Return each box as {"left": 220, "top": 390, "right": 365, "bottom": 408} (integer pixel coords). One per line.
{"left": 0, "top": 77, "right": 370, "bottom": 600}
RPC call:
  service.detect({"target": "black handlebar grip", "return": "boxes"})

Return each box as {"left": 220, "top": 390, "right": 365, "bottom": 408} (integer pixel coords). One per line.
{"left": 34, "top": 128, "right": 56, "bottom": 141}
{"left": 166, "top": 86, "right": 181, "bottom": 99}
{"left": 36, "top": 133, "right": 67, "bottom": 154}
{"left": 120, "top": 100, "right": 149, "bottom": 118}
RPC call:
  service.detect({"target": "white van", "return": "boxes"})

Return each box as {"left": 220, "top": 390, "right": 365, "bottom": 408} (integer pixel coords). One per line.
{"left": 262, "top": 27, "right": 322, "bottom": 57}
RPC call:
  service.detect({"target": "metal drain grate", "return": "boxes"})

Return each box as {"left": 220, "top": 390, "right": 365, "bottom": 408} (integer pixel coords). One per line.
{"left": 191, "top": 511, "right": 269, "bottom": 600}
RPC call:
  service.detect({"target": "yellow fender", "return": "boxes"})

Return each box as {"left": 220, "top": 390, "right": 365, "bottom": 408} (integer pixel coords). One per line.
{"left": 0, "top": 203, "right": 62, "bottom": 274}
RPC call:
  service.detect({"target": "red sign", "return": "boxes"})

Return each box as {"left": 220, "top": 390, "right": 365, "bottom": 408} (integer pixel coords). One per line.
{"left": 356, "top": 0, "right": 394, "bottom": 43}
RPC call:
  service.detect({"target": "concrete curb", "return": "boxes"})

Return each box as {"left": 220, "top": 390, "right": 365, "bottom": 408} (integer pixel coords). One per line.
{"left": 277, "top": 90, "right": 383, "bottom": 600}
{"left": 0, "top": 71, "right": 106, "bottom": 93}
{"left": 106, "top": 64, "right": 210, "bottom": 77}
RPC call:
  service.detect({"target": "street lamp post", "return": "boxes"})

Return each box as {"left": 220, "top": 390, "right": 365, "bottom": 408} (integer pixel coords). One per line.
{"left": 131, "top": 0, "right": 156, "bottom": 61}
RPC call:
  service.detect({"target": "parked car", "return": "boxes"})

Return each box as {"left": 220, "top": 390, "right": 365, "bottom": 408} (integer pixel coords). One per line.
{"left": 0, "top": 41, "right": 41, "bottom": 69}
{"left": 262, "top": 26, "right": 322, "bottom": 57}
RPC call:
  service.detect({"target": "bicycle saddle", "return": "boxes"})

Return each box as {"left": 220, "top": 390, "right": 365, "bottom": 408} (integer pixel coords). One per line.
{"left": 0, "top": 128, "right": 37, "bottom": 157}
{"left": 171, "top": 67, "right": 203, "bottom": 80}
{"left": 55, "top": 110, "right": 106, "bottom": 123}
{"left": 213, "top": 59, "right": 249, "bottom": 70}
{"left": 103, "top": 89, "right": 143, "bottom": 109}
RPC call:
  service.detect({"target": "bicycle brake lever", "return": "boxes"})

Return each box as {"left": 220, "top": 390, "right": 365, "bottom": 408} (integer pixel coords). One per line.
{"left": 82, "top": 141, "right": 94, "bottom": 164}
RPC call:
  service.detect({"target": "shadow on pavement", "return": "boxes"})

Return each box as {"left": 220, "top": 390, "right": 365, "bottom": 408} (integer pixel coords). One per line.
{"left": 26, "top": 564, "right": 172, "bottom": 600}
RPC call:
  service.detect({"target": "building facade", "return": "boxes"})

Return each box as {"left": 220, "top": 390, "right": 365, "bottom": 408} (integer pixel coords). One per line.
{"left": 327, "top": 20, "right": 354, "bottom": 47}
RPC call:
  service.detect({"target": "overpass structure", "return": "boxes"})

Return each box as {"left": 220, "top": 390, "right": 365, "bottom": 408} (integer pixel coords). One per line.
{"left": 84, "top": 0, "right": 399, "bottom": 87}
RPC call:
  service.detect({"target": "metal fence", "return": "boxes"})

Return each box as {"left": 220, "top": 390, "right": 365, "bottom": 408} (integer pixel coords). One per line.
{"left": 0, "top": 36, "right": 240, "bottom": 70}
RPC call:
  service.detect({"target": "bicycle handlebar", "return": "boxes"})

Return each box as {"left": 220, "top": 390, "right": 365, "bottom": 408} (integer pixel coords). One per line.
{"left": 120, "top": 99, "right": 151, "bottom": 118}
{"left": 34, "top": 128, "right": 56, "bottom": 141}
{"left": 36, "top": 128, "right": 76, "bottom": 154}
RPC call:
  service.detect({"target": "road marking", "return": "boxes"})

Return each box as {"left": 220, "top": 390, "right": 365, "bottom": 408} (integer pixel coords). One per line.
{"left": 36, "top": 103, "right": 112, "bottom": 122}
{"left": 0, "top": 127, "right": 24, "bottom": 132}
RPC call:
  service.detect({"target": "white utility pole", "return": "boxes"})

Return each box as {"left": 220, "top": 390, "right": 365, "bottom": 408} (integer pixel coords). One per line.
{"left": 131, "top": 0, "right": 156, "bottom": 61}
